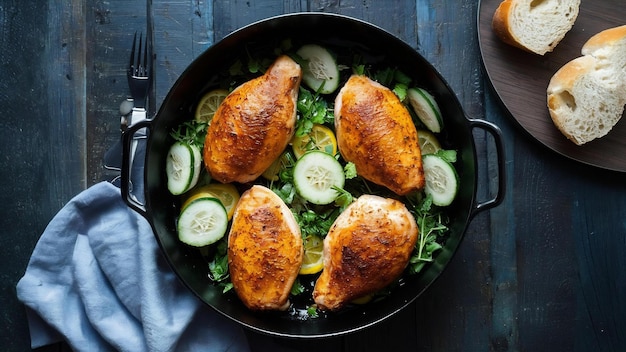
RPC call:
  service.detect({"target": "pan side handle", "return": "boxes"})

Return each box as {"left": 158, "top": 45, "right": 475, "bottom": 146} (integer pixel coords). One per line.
{"left": 120, "top": 119, "right": 152, "bottom": 217}
{"left": 467, "top": 118, "right": 506, "bottom": 218}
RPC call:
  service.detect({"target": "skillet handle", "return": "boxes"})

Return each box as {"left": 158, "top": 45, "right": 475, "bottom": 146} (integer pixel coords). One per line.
{"left": 467, "top": 118, "right": 506, "bottom": 218}
{"left": 120, "top": 119, "right": 152, "bottom": 217}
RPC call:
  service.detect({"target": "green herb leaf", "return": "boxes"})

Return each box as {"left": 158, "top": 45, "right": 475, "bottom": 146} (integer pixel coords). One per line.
{"left": 344, "top": 162, "right": 357, "bottom": 179}
{"left": 295, "top": 208, "right": 339, "bottom": 239}
{"left": 220, "top": 282, "right": 233, "bottom": 293}
{"left": 273, "top": 183, "right": 296, "bottom": 205}
{"left": 295, "top": 86, "right": 334, "bottom": 137}
{"left": 290, "top": 278, "right": 305, "bottom": 296}
{"left": 307, "top": 306, "right": 319, "bottom": 318}
{"left": 408, "top": 193, "right": 449, "bottom": 275}
{"left": 394, "top": 69, "right": 412, "bottom": 86}
{"left": 170, "top": 120, "right": 208, "bottom": 147}
{"left": 333, "top": 186, "right": 354, "bottom": 210}
{"left": 208, "top": 239, "right": 230, "bottom": 282}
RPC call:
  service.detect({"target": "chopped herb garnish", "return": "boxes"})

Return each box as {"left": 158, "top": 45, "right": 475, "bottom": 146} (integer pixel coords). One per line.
{"left": 290, "top": 278, "right": 305, "bottom": 296}
{"left": 170, "top": 120, "right": 208, "bottom": 147}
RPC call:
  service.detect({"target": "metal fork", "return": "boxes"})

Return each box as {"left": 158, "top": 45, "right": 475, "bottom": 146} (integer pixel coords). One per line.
{"left": 125, "top": 32, "right": 151, "bottom": 199}
{"left": 128, "top": 31, "right": 151, "bottom": 126}
{"left": 103, "top": 32, "right": 151, "bottom": 174}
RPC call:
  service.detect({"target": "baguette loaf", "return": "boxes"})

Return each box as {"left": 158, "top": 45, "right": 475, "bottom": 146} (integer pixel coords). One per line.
{"left": 547, "top": 25, "right": 626, "bottom": 145}
{"left": 492, "top": 0, "right": 580, "bottom": 55}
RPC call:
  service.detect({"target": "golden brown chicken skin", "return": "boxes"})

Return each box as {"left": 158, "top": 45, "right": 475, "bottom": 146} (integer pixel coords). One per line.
{"left": 204, "top": 55, "right": 302, "bottom": 184}
{"left": 312, "top": 194, "right": 418, "bottom": 311}
{"left": 228, "top": 185, "right": 303, "bottom": 311}
{"left": 334, "top": 75, "right": 424, "bottom": 195}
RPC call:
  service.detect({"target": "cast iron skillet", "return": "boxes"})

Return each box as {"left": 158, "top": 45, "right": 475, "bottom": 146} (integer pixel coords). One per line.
{"left": 121, "top": 13, "right": 505, "bottom": 338}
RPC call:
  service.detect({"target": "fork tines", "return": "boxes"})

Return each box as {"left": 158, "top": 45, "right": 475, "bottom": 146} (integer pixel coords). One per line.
{"left": 129, "top": 32, "right": 149, "bottom": 78}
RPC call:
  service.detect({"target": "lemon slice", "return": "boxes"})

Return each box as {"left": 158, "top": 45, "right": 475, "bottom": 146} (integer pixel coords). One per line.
{"left": 299, "top": 234, "right": 324, "bottom": 275}
{"left": 185, "top": 183, "right": 240, "bottom": 220}
{"left": 417, "top": 130, "right": 442, "bottom": 155}
{"left": 291, "top": 124, "right": 337, "bottom": 159}
{"left": 195, "top": 89, "right": 229, "bottom": 123}
{"left": 182, "top": 190, "right": 218, "bottom": 210}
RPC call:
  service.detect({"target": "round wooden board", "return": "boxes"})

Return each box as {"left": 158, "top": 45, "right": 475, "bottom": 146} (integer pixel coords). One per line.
{"left": 478, "top": 0, "right": 626, "bottom": 172}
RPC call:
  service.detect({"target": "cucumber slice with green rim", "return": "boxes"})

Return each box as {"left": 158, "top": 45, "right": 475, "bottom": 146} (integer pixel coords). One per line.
{"left": 166, "top": 141, "right": 202, "bottom": 195}
{"left": 293, "top": 150, "right": 345, "bottom": 205}
{"left": 422, "top": 154, "right": 459, "bottom": 206}
{"left": 177, "top": 197, "right": 228, "bottom": 247}
{"left": 296, "top": 44, "right": 340, "bottom": 94}
{"left": 407, "top": 87, "right": 443, "bottom": 133}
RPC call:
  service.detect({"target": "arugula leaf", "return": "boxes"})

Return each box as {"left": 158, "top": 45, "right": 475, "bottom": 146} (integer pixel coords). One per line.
{"left": 394, "top": 69, "right": 412, "bottom": 86}
{"left": 208, "top": 239, "right": 233, "bottom": 293}
{"left": 407, "top": 193, "right": 449, "bottom": 275}
{"left": 295, "top": 208, "right": 339, "bottom": 239}
{"left": 353, "top": 64, "right": 366, "bottom": 76}
{"left": 273, "top": 182, "right": 296, "bottom": 205}
{"left": 374, "top": 67, "right": 396, "bottom": 86}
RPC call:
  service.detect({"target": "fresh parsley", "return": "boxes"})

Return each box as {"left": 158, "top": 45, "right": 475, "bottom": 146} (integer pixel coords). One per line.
{"left": 294, "top": 87, "right": 334, "bottom": 137}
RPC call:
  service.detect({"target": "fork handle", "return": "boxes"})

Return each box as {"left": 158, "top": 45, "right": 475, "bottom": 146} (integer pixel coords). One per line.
{"left": 121, "top": 119, "right": 152, "bottom": 216}
{"left": 130, "top": 108, "right": 148, "bottom": 127}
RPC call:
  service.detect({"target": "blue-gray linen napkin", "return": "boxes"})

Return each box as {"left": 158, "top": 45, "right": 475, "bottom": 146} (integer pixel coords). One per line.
{"left": 16, "top": 181, "right": 251, "bottom": 352}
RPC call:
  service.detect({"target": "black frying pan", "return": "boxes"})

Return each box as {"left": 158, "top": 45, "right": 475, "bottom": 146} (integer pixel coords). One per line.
{"left": 121, "top": 13, "right": 505, "bottom": 338}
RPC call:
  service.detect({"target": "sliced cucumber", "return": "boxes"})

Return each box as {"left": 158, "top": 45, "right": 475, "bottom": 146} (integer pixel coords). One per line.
{"left": 177, "top": 197, "right": 228, "bottom": 247}
{"left": 296, "top": 44, "right": 340, "bottom": 94}
{"left": 293, "top": 150, "right": 345, "bottom": 205}
{"left": 166, "top": 141, "right": 202, "bottom": 195}
{"left": 407, "top": 87, "right": 443, "bottom": 133}
{"left": 422, "top": 154, "right": 459, "bottom": 206}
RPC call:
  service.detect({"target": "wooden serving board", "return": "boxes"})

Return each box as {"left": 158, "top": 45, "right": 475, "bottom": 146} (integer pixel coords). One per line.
{"left": 478, "top": 0, "right": 626, "bottom": 172}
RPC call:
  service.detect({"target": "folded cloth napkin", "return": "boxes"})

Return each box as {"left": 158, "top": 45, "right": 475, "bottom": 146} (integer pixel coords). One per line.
{"left": 16, "top": 181, "right": 250, "bottom": 352}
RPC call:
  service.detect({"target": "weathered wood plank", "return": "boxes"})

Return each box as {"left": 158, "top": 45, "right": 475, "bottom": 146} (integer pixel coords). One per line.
{"left": 571, "top": 179, "right": 626, "bottom": 351}
{"left": 484, "top": 89, "right": 520, "bottom": 351}
{"left": 151, "top": 0, "right": 215, "bottom": 106}
{"left": 212, "top": 0, "right": 286, "bottom": 40}
{"left": 85, "top": 0, "right": 151, "bottom": 185}
{"left": 0, "top": 0, "right": 86, "bottom": 350}
{"left": 411, "top": 1, "right": 494, "bottom": 351}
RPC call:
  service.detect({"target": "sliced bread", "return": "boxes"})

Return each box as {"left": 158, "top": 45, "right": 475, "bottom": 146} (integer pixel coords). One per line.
{"left": 547, "top": 25, "right": 626, "bottom": 145}
{"left": 492, "top": 0, "right": 580, "bottom": 55}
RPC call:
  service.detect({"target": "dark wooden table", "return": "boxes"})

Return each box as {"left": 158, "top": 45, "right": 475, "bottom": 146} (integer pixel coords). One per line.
{"left": 2, "top": 1, "right": 625, "bottom": 351}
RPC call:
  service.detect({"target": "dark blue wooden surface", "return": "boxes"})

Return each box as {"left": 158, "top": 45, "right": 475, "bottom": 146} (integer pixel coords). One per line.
{"left": 1, "top": 0, "right": 625, "bottom": 351}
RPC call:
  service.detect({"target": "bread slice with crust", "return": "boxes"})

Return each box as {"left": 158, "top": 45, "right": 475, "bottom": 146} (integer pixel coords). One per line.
{"left": 492, "top": 0, "right": 580, "bottom": 55}
{"left": 547, "top": 25, "right": 626, "bottom": 145}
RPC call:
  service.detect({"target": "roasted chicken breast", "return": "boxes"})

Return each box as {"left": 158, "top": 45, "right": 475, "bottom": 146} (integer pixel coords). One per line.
{"left": 313, "top": 194, "right": 418, "bottom": 311}
{"left": 228, "top": 185, "right": 303, "bottom": 311}
{"left": 204, "top": 55, "right": 302, "bottom": 183}
{"left": 334, "top": 75, "right": 424, "bottom": 195}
